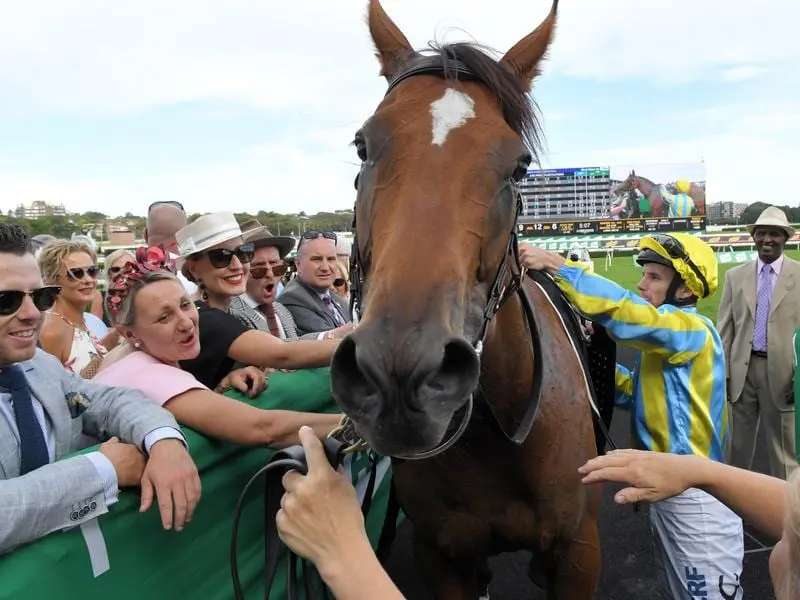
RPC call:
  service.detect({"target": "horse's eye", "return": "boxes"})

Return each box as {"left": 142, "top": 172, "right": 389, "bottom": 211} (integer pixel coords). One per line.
{"left": 353, "top": 133, "right": 368, "bottom": 162}
{"left": 511, "top": 154, "right": 532, "bottom": 181}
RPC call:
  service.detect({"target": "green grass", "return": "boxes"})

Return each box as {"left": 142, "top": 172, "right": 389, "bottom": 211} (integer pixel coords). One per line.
{"left": 588, "top": 250, "right": 800, "bottom": 323}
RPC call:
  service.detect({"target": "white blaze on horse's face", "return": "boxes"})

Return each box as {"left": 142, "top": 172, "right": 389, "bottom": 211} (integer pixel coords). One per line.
{"left": 430, "top": 87, "right": 476, "bottom": 146}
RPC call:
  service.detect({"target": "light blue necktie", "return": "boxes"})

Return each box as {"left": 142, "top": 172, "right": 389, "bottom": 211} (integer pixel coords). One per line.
{"left": 752, "top": 264, "right": 773, "bottom": 352}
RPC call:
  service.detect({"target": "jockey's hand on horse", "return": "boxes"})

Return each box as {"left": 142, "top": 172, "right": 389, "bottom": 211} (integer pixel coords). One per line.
{"left": 519, "top": 242, "right": 565, "bottom": 274}
{"left": 578, "top": 449, "right": 700, "bottom": 505}
{"left": 277, "top": 426, "right": 369, "bottom": 569}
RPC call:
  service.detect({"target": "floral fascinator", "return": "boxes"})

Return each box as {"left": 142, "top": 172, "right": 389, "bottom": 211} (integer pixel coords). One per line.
{"left": 106, "top": 245, "right": 177, "bottom": 317}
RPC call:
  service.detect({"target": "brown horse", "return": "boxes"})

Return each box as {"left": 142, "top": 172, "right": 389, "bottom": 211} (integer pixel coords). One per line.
{"left": 329, "top": 1, "right": 603, "bottom": 598}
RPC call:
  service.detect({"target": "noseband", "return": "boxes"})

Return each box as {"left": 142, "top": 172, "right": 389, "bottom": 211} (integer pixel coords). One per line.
{"left": 346, "top": 56, "right": 541, "bottom": 461}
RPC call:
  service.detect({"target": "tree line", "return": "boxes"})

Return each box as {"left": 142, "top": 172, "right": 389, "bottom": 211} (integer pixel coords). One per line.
{"left": 1, "top": 202, "right": 795, "bottom": 241}
{"left": 0, "top": 209, "right": 355, "bottom": 240}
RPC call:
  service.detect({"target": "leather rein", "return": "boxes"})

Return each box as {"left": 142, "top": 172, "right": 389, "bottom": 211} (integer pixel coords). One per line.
{"left": 347, "top": 56, "right": 545, "bottom": 458}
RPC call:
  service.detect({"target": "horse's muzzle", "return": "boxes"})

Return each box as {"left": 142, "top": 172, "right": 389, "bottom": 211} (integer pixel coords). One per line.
{"left": 329, "top": 323, "right": 480, "bottom": 455}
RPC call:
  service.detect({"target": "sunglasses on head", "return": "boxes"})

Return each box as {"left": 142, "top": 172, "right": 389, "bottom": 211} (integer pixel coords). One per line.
{"left": 148, "top": 200, "right": 185, "bottom": 212}
{"left": 250, "top": 263, "right": 287, "bottom": 280}
{"left": 298, "top": 230, "right": 337, "bottom": 250}
{"left": 0, "top": 286, "right": 61, "bottom": 316}
{"left": 67, "top": 265, "right": 100, "bottom": 280}
{"left": 202, "top": 244, "right": 255, "bottom": 269}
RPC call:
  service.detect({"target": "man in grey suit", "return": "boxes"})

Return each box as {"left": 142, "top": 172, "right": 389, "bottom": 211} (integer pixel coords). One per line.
{"left": 718, "top": 206, "right": 800, "bottom": 480}
{"left": 279, "top": 231, "right": 353, "bottom": 337}
{"left": 231, "top": 222, "right": 352, "bottom": 341}
{"left": 0, "top": 223, "right": 201, "bottom": 554}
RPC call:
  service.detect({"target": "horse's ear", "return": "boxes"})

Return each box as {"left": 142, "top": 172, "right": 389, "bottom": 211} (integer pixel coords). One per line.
{"left": 499, "top": 0, "right": 558, "bottom": 90}
{"left": 368, "top": 0, "right": 416, "bottom": 82}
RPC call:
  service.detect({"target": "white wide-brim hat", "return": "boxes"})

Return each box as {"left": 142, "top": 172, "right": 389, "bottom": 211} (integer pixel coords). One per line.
{"left": 175, "top": 211, "right": 255, "bottom": 257}
{"left": 747, "top": 206, "right": 796, "bottom": 238}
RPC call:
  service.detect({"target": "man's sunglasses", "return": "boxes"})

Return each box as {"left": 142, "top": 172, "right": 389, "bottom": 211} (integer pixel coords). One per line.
{"left": 202, "top": 244, "right": 255, "bottom": 269}
{"left": 67, "top": 265, "right": 100, "bottom": 280}
{"left": 148, "top": 200, "right": 185, "bottom": 212}
{"left": 298, "top": 230, "right": 337, "bottom": 251}
{"left": 650, "top": 234, "right": 710, "bottom": 298}
{"left": 0, "top": 286, "right": 61, "bottom": 316}
{"left": 250, "top": 263, "right": 287, "bottom": 280}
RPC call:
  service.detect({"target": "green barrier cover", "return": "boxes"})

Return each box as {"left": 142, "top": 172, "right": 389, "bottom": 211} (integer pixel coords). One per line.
{"left": 0, "top": 368, "right": 398, "bottom": 600}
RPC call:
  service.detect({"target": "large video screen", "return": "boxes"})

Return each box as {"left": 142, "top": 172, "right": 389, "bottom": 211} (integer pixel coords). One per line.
{"left": 517, "top": 161, "right": 706, "bottom": 237}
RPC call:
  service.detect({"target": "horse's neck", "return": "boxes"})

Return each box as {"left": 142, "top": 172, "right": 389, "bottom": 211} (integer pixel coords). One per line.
{"left": 636, "top": 177, "right": 656, "bottom": 195}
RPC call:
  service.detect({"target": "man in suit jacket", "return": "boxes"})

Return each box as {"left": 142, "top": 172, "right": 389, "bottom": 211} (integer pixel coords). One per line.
{"left": 278, "top": 232, "right": 353, "bottom": 337}
{"left": 718, "top": 206, "right": 800, "bottom": 480}
{"left": 0, "top": 223, "right": 201, "bottom": 554}
{"left": 231, "top": 221, "right": 352, "bottom": 341}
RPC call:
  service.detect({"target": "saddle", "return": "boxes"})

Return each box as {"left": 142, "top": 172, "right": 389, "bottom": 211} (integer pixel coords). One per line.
{"left": 525, "top": 270, "right": 617, "bottom": 454}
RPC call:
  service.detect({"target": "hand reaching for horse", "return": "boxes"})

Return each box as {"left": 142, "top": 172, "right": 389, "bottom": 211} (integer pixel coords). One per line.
{"left": 578, "top": 449, "right": 701, "bottom": 505}
{"left": 518, "top": 243, "right": 565, "bottom": 274}
{"left": 277, "top": 426, "right": 405, "bottom": 599}
{"left": 277, "top": 426, "right": 367, "bottom": 569}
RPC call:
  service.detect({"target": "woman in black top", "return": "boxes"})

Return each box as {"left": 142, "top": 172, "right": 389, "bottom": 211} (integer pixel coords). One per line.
{"left": 174, "top": 212, "right": 340, "bottom": 389}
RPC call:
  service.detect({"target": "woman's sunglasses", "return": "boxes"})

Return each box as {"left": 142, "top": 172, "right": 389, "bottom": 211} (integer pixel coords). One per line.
{"left": 250, "top": 263, "right": 287, "bottom": 280}
{"left": 108, "top": 265, "right": 126, "bottom": 276}
{"left": 203, "top": 244, "right": 255, "bottom": 269}
{"left": 0, "top": 286, "right": 61, "bottom": 316}
{"left": 66, "top": 265, "right": 100, "bottom": 280}
{"left": 333, "top": 278, "right": 346, "bottom": 288}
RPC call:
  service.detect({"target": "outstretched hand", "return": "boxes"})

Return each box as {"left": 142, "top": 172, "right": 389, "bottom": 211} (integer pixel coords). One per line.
{"left": 578, "top": 449, "right": 700, "bottom": 505}
{"left": 276, "top": 426, "right": 367, "bottom": 571}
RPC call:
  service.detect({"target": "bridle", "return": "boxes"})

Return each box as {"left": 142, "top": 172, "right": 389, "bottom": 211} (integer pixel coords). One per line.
{"left": 347, "top": 55, "right": 544, "bottom": 461}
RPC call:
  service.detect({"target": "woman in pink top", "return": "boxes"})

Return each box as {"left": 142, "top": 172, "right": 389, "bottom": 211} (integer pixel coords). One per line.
{"left": 95, "top": 247, "right": 340, "bottom": 448}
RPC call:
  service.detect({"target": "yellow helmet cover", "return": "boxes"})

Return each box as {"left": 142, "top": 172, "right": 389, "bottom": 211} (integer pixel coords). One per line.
{"left": 638, "top": 233, "right": 718, "bottom": 298}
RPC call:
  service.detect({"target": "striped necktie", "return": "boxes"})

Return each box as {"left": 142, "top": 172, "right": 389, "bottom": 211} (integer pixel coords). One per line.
{"left": 259, "top": 303, "right": 282, "bottom": 338}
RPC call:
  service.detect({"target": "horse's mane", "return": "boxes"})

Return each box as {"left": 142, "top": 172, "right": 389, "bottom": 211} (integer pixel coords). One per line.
{"left": 425, "top": 42, "right": 543, "bottom": 161}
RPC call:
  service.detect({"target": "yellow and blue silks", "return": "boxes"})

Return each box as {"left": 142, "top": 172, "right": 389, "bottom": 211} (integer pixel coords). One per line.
{"left": 555, "top": 262, "right": 728, "bottom": 463}
{"left": 661, "top": 186, "right": 695, "bottom": 218}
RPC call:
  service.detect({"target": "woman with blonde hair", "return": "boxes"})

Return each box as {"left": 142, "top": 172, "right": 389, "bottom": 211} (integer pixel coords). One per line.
{"left": 95, "top": 246, "right": 340, "bottom": 447}
{"left": 37, "top": 239, "right": 114, "bottom": 378}
{"left": 332, "top": 259, "right": 350, "bottom": 305}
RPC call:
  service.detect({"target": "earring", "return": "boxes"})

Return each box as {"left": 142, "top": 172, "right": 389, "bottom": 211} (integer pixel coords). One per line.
{"left": 199, "top": 282, "right": 208, "bottom": 302}
{"left": 133, "top": 342, "right": 141, "bottom": 349}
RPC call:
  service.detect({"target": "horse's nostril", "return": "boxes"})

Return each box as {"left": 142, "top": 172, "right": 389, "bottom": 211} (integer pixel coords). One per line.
{"left": 330, "top": 336, "right": 374, "bottom": 404}
{"left": 421, "top": 338, "right": 480, "bottom": 398}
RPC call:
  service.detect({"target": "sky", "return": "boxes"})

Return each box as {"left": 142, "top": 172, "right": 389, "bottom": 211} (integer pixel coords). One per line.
{"left": 0, "top": 0, "right": 797, "bottom": 217}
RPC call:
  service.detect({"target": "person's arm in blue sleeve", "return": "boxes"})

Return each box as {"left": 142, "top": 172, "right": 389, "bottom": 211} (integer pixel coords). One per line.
{"left": 615, "top": 364, "right": 634, "bottom": 408}
{"left": 519, "top": 246, "right": 709, "bottom": 364}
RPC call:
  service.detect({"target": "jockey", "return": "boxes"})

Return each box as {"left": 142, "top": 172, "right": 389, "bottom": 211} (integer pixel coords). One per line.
{"left": 519, "top": 233, "right": 744, "bottom": 600}
{"left": 661, "top": 179, "right": 695, "bottom": 218}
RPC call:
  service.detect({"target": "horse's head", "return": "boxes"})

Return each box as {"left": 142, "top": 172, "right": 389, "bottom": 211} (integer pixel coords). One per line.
{"left": 330, "top": 0, "right": 558, "bottom": 457}
{"left": 613, "top": 170, "right": 637, "bottom": 195}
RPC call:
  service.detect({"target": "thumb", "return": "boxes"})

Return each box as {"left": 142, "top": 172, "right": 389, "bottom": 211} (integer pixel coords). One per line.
{"left": 140, "top": 475, "right": 154, "bottom": 513}
{"left": 298, "top": 426, "right": 329, "bottom": 473}
{"left": 614, "top": 487, "right": 648, "bottom": 505}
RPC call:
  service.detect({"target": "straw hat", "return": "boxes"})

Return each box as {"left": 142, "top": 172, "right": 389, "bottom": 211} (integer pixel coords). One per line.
{"left": 747, "top": 206, "right": 795, "bottom": 238}
{"left": 239, "top": 219, "right": 296, "bottom": 259}
{"left": 175, "top": 212, "right": 259, "bottom": 257}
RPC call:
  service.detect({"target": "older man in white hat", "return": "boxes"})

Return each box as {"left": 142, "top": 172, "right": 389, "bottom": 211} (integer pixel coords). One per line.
{"left": 718, "top": 205, "right": 800, "bottom": 480}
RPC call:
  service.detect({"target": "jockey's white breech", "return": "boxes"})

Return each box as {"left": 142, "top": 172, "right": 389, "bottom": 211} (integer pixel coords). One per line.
{"left": 650, "top": 487, "right": 745, "bottom": 600}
